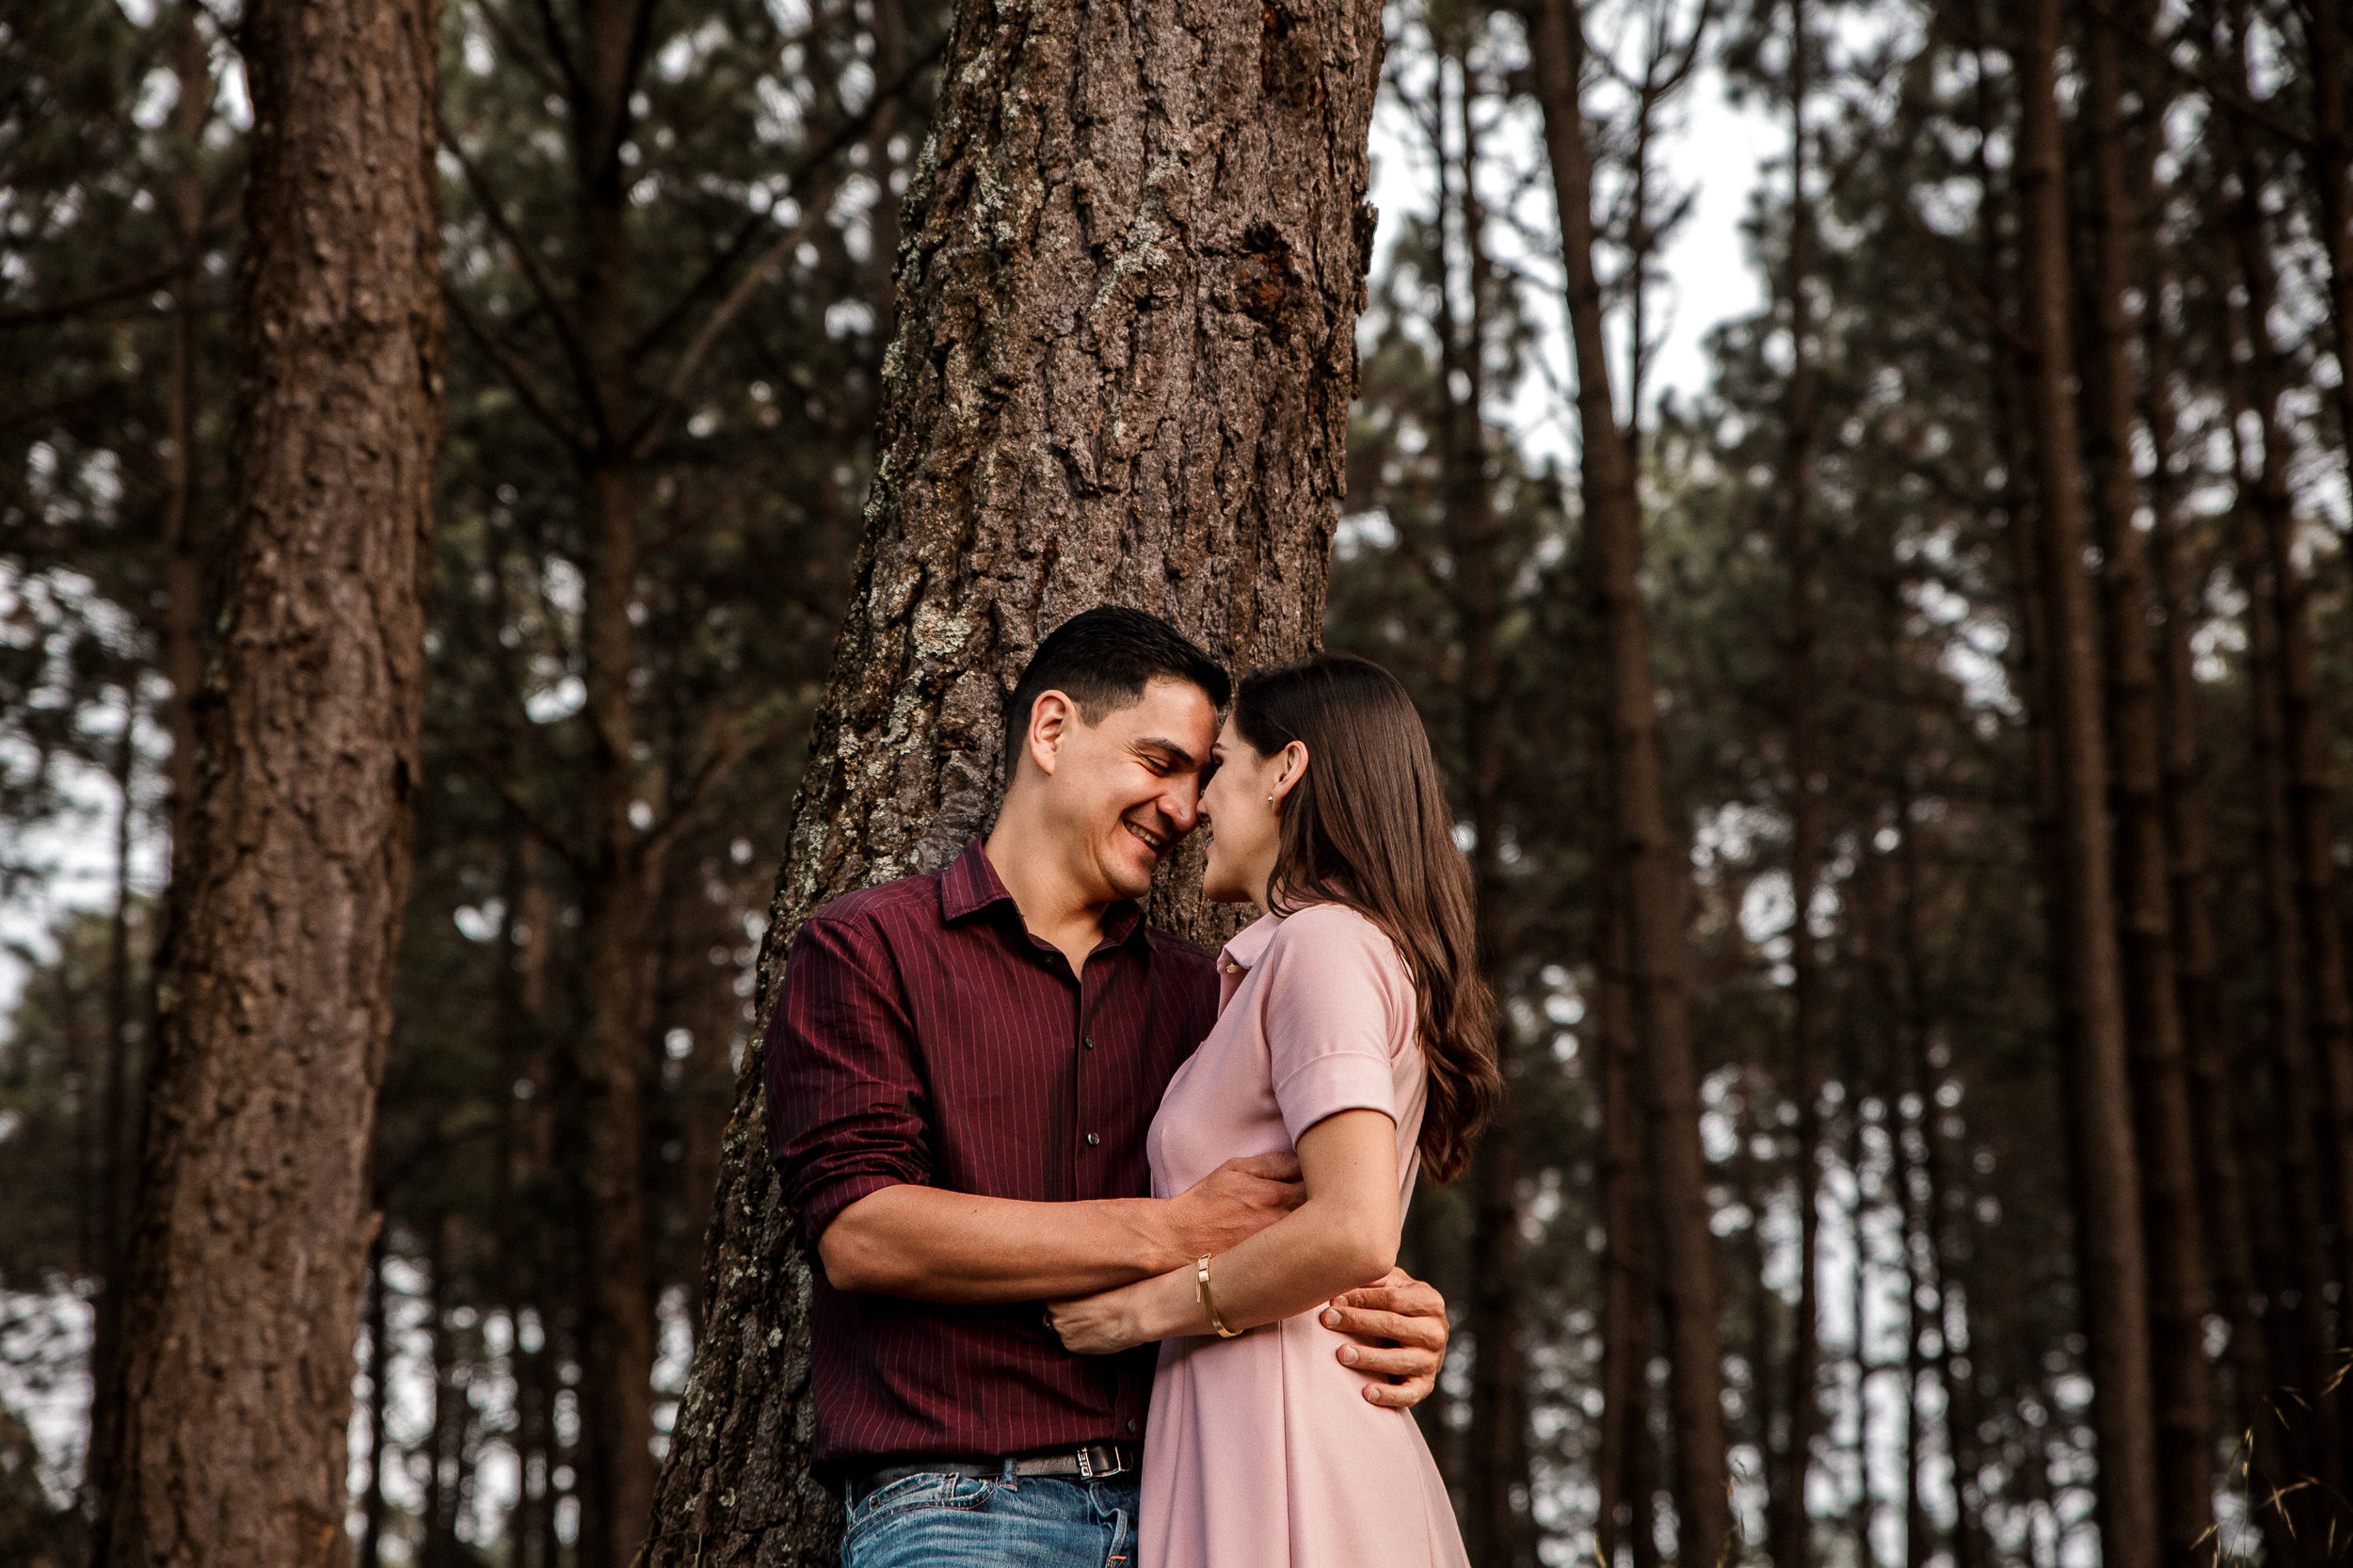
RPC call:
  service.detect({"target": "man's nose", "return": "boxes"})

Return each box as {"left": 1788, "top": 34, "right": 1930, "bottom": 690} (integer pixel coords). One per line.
{"left": 1160, "top": 779, "right": 1200, "bottom": 835}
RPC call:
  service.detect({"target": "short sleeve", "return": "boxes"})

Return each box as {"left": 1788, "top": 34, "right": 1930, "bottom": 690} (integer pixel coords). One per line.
{"left": 763, "top": 913, "right": 934, "bottom": 1249}
{"left": 1257, "top": 906, "right": 1412, "bottom": 1145}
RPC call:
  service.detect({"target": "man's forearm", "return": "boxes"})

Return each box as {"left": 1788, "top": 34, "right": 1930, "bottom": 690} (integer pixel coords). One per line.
{"left": 818, "top": 1184, "right": 1189, "bottom": 1303}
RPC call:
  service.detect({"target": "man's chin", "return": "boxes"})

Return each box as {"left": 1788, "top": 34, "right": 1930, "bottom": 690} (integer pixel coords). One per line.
{"left": 1104, "top": 851, "right": 1159, "bottom": 901}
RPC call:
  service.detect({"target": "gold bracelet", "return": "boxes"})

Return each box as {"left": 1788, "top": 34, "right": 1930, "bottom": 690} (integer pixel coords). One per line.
{"left": 1195, "top": 1254, "right": 1242, "bottom": 1338}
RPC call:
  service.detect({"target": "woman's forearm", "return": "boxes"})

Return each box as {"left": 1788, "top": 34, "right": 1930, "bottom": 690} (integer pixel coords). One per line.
{"left": 1124, "top": 1111, "right": 1401, "bottom": 1340}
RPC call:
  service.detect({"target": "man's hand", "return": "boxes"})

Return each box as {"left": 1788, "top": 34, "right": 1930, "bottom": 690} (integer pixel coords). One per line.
{"left": 1160, "top": 1153, "right": 1304, "bottom": 1265}
{"left": 1321, "top": 1267, "right": 1449, "bottom": 1409}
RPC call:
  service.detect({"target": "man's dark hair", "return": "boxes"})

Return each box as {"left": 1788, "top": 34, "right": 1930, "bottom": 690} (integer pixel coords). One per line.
{"left": 1002, "top": 607, "right": 1231, "bottom": 774}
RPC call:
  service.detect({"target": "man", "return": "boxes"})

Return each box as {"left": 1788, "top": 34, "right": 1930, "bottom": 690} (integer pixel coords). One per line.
{"left": 766, "top": 607, "right": 1454, "bottom": 1567}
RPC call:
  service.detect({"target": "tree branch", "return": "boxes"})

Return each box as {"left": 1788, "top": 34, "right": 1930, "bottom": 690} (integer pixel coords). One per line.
{"left": 461, "top": 744, "right": 586, "bottom": 866}
{"left": 444, "top": 284, "right": 596, "bottom": 455}
{"left": 625, "top": 32, "right": 947, "bottom": 375}
{"left": 0, "top": 240, "right": 216, "bottom": 330}
{"left": 1888, "top": 200, "right": 2031, "bottom": 358}
{"left": 526, "top": 0, "right": 585, "bottom": 103}
{"left": 441, "top": 122, "right": 602, "bottom": 400}
{"left": 466, "top": 0, "right": 566, "bottom": 95}
{"left": 625, "top": 178, "right": 841, "bottom": 460}
{"left": 641, "top": 716, "right": 796, "bottom": 857}
{"left": 2080, "top": 0, "right": 2312, "bottom": 152}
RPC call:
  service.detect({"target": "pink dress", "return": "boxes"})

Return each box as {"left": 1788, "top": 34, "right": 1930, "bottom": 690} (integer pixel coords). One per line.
{"left": 1139, "top": 904, "right": 1471, "bottom": 1568}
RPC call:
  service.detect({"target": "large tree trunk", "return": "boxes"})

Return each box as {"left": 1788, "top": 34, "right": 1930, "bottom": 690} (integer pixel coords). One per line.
{"left": 2074, "top": 9, "right": 2216, "bottom": 1560}
{"left": 93, "top": 0, "right": 443, "bottom": 1560}
{"left": 1526, "top": 0, "right": 1730, "bottom": 1556}
{"left": 647, "top": 0, "right": 1385, "bottom": 1555}
{"left": 2009, "top": 0, "right": 2163, "bottom": 1558}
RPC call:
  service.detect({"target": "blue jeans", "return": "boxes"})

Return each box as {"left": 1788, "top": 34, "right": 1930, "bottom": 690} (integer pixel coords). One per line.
{"left": 839, "top": 1462, "right": 1140, "bottom": 1568}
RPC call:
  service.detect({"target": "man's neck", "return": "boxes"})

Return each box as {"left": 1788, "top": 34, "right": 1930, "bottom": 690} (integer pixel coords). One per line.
{"left": 983, "top": 815, "right": 1113, "bottom": 977}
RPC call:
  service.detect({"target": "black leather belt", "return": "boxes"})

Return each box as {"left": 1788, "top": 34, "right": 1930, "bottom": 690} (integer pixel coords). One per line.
{"left": 844, "top": 1443, "right": 1141, "bottom": 1508}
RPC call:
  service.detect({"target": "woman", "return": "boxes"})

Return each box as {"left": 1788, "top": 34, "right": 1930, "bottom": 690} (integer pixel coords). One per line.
{"left": 1044, "top": 652, "right": 1499, "bottom": 1568}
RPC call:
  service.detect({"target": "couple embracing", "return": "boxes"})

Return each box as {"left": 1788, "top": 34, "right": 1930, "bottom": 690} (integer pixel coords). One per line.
{"left": 766, "top": 607, "right": 1496, "bottom": 1567}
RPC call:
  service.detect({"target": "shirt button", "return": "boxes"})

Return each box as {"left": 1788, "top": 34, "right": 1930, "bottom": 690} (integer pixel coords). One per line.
{"left": 1127, "top": 1419, "right": 1139, "bottom": 1433}
{"left": 1083, "top": 1035, "right": 1096, "bottom": 1049}
{"left": 1085, "top": 1132, "right": 1101, "bottom": 1147}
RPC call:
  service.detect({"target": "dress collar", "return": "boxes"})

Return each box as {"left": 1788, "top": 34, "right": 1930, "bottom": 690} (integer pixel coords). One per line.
{"left": 1217, "top": 910, "right": 1283, "bottom": 975}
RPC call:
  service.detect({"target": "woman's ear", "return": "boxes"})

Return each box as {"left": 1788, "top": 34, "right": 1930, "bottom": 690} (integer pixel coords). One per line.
{"left": 1270, "top": 740, "right": 1310, "bottom": 806}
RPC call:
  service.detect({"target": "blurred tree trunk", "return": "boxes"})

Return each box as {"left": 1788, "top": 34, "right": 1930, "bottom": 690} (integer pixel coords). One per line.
{"left": 159, "top": 0, "right": 215, "bottom": 862}
{"left": 2221, "top": 11, "right": 2353, "bottom": 1346}
{"left": 1591, "top": 855, "right": 1653, "bottom": 1568}
{"left": 645, "top": 0, "right": 1385, "bottom": 1553}
{"left": 2146, "top": 262, "right": 2296, "bottom": 1559}
{"left": 2074, "top": 8, "right": 2216, "bottom": 1560}
{"left": 2217, "top": 24, "right": 2346, "bottom": 1504}
{"left": 493, "top": 831, "right": 556, "bottom": 1568}
{"left": 93, "top": 0, "right": 443, "bottom": 1560}
{"left": 568, "top": 12, "right": 663, "bottom": 1565}
{"left": 2218, "top": 312, "right": 2337, "bottom": 1540}
{"left": 1769, "top": 4, "right": 1825, "bottom": 1560}
{"left": 1526, "top": 0, "right": 1730, "bottom": 1556}
{"left": 423, "top": 1214, "right": 460, "bottom": 1568}
{"left": 2306, "top": 0, "right": 2353, "bottom": 467}
{"left": 89, "top": 10, "right": 213, "bottom": 1524}
{"left": 1889, "top": 771, "right": 1989, "bottom": 1568}
{"left": 88, "top": 712, "right": 140, "bottom": 1442}
{"left": 2010, "top": 1, "right": 2163, "bottom": 1559}
{"left": 1429, "top": 40, "right": 1536, "bottom": 1568}
{"left": 360, "top": 1234, "right": 391, "bottom": 1568}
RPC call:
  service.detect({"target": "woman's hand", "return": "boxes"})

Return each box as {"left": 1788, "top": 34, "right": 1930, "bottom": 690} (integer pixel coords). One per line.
{"left": 1046, "top": 1264, "right": 1200, "bottom": 1354}
{"left": 1044, "top": 1287, "right": 1146, "bottom": 1355}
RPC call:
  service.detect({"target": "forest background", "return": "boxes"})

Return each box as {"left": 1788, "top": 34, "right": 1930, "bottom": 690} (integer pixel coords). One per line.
{"left": 4, "top": 0, "right": 2351, "bottom": 1564}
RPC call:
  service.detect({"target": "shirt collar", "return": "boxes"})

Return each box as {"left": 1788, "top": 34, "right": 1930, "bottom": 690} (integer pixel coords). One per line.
{"left": 1218, "top": 910, "right": 1283, "bottom": 973}
{"left": 940, "top": 839, "right": 1157, "bottom": 953}
{"left": 940, "top": 839, "right": 1016, "bottom": 921}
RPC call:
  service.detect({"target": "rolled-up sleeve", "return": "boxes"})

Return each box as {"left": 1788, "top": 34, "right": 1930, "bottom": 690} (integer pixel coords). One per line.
{"left": 1260, "top": 907, "right": 1411, "bottom": 1146}
{"left": 764, "top": 913, "right": 932, "bottom": 1250}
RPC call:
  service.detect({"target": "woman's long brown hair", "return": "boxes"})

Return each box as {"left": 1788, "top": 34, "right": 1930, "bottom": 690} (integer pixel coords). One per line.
{"left": 1234, "top": 653, "right": 1500, "bottom": 1182}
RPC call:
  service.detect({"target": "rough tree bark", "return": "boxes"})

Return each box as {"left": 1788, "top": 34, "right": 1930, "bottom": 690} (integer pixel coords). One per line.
{"left": 2075, "top": 7, "right": 2216, "bottom": 1560}
{"left": 645, "top": 0, "right": 1386, "bottom": 1557}
{"left": 2010, "top": 0, "right": 2163, "bottom": 1558}
{"left": 93, "top": 0, "right": 444, "bottom": 1561}
{"left": 1526, "top": 0, "right": 1731, "bottom": 1558}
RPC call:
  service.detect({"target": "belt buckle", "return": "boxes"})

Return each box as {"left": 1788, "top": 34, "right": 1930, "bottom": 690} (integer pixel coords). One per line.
{"left": 1077, "top": 1445, "right": 1096, "bottom": 1480}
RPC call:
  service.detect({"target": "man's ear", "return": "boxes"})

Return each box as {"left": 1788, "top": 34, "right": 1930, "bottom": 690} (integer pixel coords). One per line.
{"left": 1025, "top": 690, "right": 1080, "bottom": 778}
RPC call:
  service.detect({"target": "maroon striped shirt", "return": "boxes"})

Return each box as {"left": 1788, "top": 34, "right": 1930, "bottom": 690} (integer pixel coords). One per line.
{"left": 764, "top": 838, "right": 1221, "bottom": 1465}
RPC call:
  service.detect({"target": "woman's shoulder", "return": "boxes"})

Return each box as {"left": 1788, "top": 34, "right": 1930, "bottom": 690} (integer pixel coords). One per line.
{"left": 1267, "top": 902, "right": 1408, "bottom": 977}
